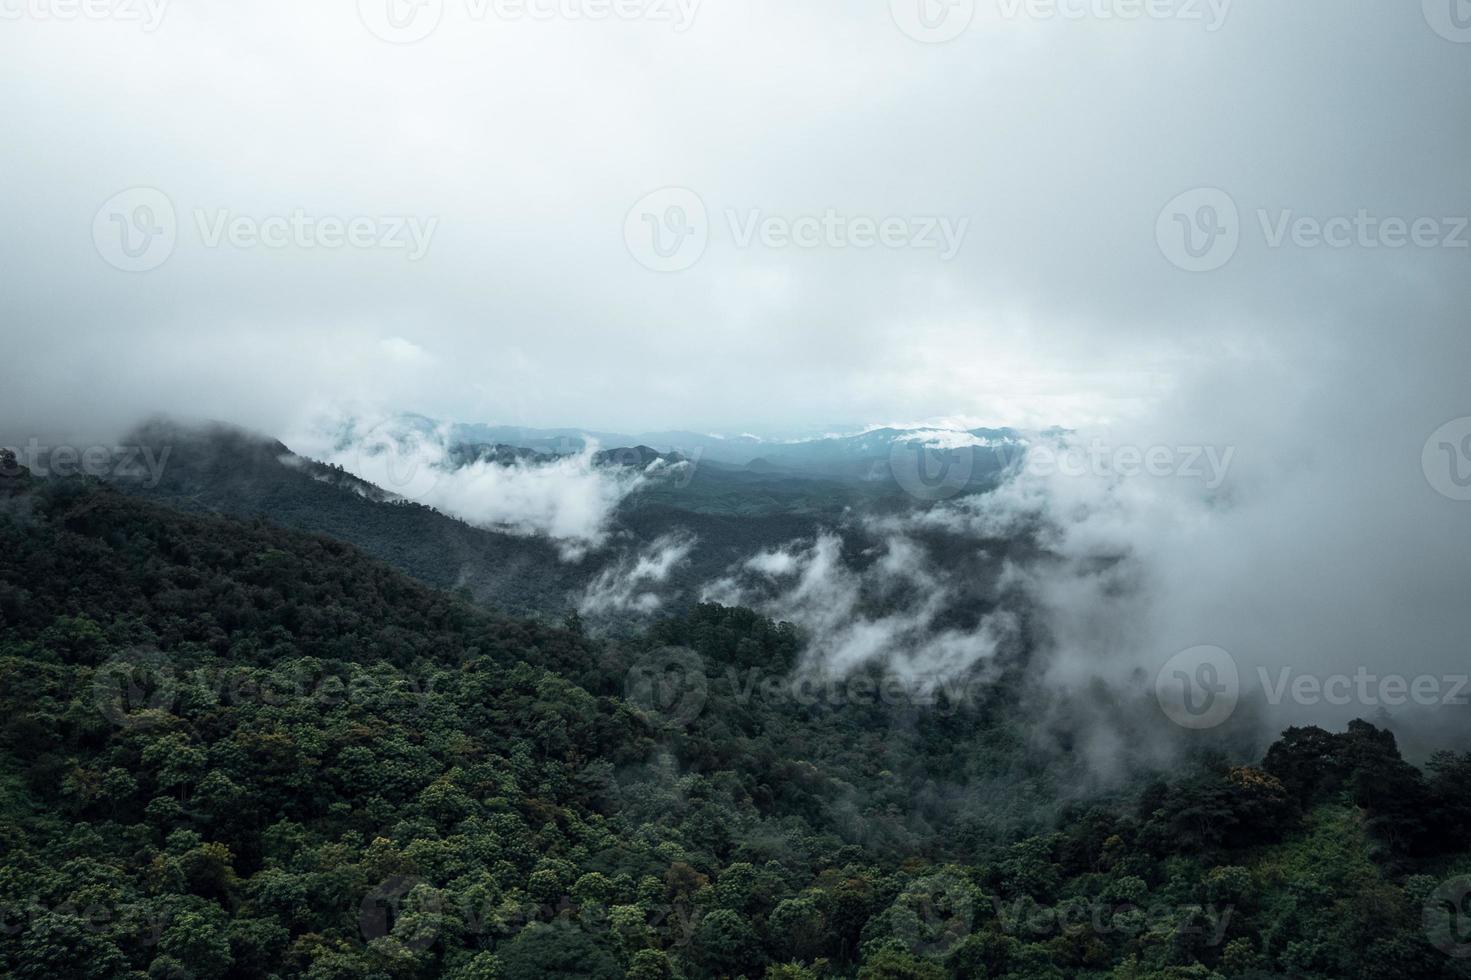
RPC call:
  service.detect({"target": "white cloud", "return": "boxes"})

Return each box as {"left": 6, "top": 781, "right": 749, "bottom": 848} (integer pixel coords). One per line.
{"left": 294, "top": 413, "right": 645, "bottom": 558}
{"left": 746, "top": 548, "right": 801, "bottom": 578}
{"left": 4, "top": 2, "right": 1465, "bottom": 439}
{"left": 379, "top": 336, "right": 431, "bottom": 363}
{"left": 707, "top": 532, "right": 1015, "bottom": 686}
{"left": 579, "top": 532, "right": 697, "bottom": 616}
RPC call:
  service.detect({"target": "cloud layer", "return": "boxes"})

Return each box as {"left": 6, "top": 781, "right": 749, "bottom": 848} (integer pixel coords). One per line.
{"left": 580, "top": 532, "right": 697, "bottom": 616}
{"left": 704, "top": 531, "right": 1017, "bottom": 687}
{"left": 294, "top": 415, "right": 648, "bottom": 558}
{"left": 3, "top": 2, "right": 1466, "bottom": 441}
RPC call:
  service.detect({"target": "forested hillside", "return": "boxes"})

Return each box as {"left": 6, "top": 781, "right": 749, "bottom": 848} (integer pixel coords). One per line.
{"left": 108, "top": 420, "right": 590, "bottom": 619}
{"left": 108, "top": 421, "right": 919, "bottom": 622}
{"left": 3, "top": 468, "right": 1471, "bottom": 979}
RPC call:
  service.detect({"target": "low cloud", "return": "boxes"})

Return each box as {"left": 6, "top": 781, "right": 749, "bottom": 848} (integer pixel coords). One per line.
{"left": 580, "top": 532, "right": 697, "bottom": 617}
{"left": 705, "top": 532, "right": 1016, "bottom": 687}
{"left": 294, "top": 414, "right": 647, "bottom": 559}
{"left": 878, "top": 368, "right": 1471, "bottom": 751}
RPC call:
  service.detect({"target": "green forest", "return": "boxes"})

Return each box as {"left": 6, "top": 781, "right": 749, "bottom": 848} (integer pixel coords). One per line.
{"left": 3, "top": 466, "right": 1471, "bottom": 979}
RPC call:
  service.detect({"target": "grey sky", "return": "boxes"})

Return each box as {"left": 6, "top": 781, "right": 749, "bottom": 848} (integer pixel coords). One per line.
{"left": 3, "top": 0, "right": 1471, "bottom": 735}
{"left": 3, "top": 0, "right": 1466, "bottom": 440}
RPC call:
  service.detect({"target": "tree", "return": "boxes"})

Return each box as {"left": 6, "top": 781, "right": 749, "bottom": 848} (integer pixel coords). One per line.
{"left": 857, "top": 945, "right": 947, "bottom": 980}
{"left": 157, "top": 910, "right": 233, "bottom": 979}
{"left": 693, "top": 908, "right": 764, "bottom": 977}
{"left": 769, "top": 896, "right": 826, "bottom": 963}
{"left": 626, "top": 948, "right": 676, "bottom": 980}
{"left": 497, "top": 922, "right": 621, "bottom": 980}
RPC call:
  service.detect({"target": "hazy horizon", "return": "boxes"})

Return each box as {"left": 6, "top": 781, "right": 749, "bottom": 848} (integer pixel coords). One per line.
{"left": 3, "top": 1, "right": 1467, "bottom": 444}
{"left": 4, "top": 0, "right": 1471, "bottom": 752}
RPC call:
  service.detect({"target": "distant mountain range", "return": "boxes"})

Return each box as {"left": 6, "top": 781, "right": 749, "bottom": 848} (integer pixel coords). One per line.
{"left": 93, "top": 416, "right": 1039, "bottom": 625}
{"left": 318, "top": 411, "right": 1042, "bottom": 482}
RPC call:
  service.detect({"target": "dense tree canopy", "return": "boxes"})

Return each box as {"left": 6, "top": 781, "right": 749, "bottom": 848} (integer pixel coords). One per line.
{"left": 2, "top": 472, "right": 1469, "bottom": 978}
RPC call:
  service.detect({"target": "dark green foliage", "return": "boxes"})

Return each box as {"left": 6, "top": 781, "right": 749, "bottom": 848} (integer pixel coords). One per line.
{"left": 1, "top": 476, "right": 1469, "bottom": 978}
{"left": 498, "top": 921, "right": 622, "bottom": 979}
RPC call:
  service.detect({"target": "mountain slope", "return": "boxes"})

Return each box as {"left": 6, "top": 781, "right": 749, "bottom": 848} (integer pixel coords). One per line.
{"left": 107, "top": 421, "right": 1019, "bottom": 627}
{"left": 113, "top": 419, "right": 592, "bottom": 619}
{"left": 2, "top": 467, "right": 1470, "bottom": 978}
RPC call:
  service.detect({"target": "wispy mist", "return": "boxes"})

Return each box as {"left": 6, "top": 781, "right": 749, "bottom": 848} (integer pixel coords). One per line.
{"left": 580, "top": 532, "right": 697, "bottom": 616}
{"left": 705, "top": 532, "right": 1017, "bottom": 686}
{"left": 294, "top": 415, "right": 648, "bottom": 559}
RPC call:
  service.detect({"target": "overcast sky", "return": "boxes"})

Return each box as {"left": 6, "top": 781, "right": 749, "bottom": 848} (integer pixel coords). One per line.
{"left": 3, "top": 0, "right": 1467, "bottom": 441}
{"left": 4, "top": 0, "right": 1471, "bottom": 737}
